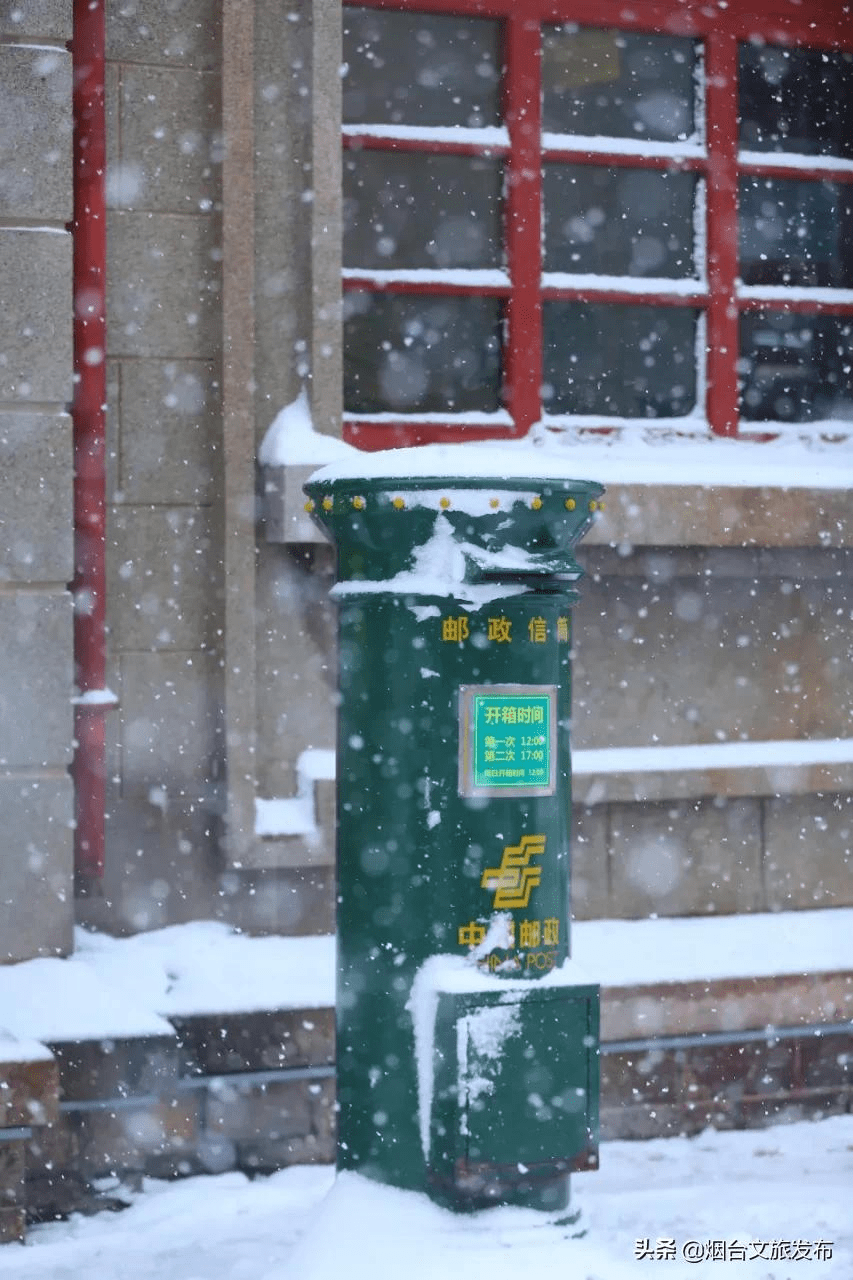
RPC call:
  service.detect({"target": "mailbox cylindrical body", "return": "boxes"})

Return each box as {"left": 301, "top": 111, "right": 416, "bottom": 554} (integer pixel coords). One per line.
{"left": 305, "top": 471, "right": 603, "bottom": 1212}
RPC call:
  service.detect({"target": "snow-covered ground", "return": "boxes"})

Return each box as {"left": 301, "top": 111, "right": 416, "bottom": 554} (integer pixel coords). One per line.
{"left": 4, "top": 1114, "right": 851, "bottom": 1279}
{"left": 3, "top": 918, "right": 850, "bottom": 1276}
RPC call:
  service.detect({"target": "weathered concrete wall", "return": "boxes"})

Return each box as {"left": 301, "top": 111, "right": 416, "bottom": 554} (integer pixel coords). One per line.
{"left": 0, "top": 6, "right": 75, "bottom": 961}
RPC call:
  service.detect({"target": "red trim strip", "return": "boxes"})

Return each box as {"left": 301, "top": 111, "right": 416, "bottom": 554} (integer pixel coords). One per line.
{"left": 346, "top": 0, "right": 853, "bottom": 49}
{"left": 704, "top": 30, "right": 740, "bottom": 437}
{"left": 71, "top": 0, "right": 108, "bottom": 880}
{"left": 542, "top": 148, "right": 706, "bottom": 171}
{"left": 541, "top": 287, "right": 706, "bottom": 306}
{"left": 339, "top": 144, "right": 853, "bottom": 182}
{"left": 346, "top": 0, "right": 699, "bottom": 29}
{"left": 503, "top": 13, "right": 542, "bottom": 437}
{"left": 738, "top": 296, "right": 853, "bottom": 316}
{"left": 724, "top": 14, "right": 853, "bottom": 50}
{"left": 342, "top": 275, "right": 510, "bottom": 296}
{"left": 343, "top": 136, "right": 706, "bottom": 171}
{"left": 738, "top": 159, "right": 853, "bottom": 184}
{"left": 342, "top": 133, "right": 509, "bottom": 157}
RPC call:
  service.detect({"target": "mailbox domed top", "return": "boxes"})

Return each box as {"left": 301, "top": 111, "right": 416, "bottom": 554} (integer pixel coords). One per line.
{"left": 304, "top": 461, "right": 604, "bottom": 587}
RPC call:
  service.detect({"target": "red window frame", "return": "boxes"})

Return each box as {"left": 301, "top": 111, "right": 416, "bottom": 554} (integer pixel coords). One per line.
{"left": 342, "top": 0, "right": 853, "bottom": 449}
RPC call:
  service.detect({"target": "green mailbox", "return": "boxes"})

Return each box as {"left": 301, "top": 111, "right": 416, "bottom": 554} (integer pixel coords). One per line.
{"left": 304, "top": 467, "right": 603, "bottom": 1212}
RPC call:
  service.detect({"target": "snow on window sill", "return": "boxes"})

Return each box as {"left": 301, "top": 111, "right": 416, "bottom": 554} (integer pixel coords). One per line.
{"left": 574, "top": 738, "right": 853, "bottom": 807}
{"left": 342, "top": 410, "right": 513, "bottom": 426}
{"left": 541, "top": 273, "right": 706, "bottom": 296}
{"left": 246, "top": 750, "right": 336, "bottom": 871}
{"left": 342, "top": 123, "right": 509, "bottom": 149}
{"left": 342, "top": 267, "right": 510, "bottom": 289}
{"left": 542, "top": 132, "right": 705, "bottom": 160}
{"left": 737, "top": 283, "right": 853, "bottom": 305}
{"left": 260, "top": 387, "right": 853, "bottom": 547}
{"left": 739, "top": 149, "right": 853, "bottom": 173}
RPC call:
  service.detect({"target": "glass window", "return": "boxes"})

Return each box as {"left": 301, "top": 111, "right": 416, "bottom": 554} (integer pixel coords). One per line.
{"left": 543, "top": 165, "right": 698, "bottom": 277}
{"left": 739, "top": 45, "right": 853, "bottom": 160}
{"left": 340, "top": 4, "right": 853, "bottom": 441}
{"left": 542, "top": 26, "right": 698, "bottom": 141}
{"left": 342, "top": 8, "right": 501, "bottom": 128}
{"left": 343, "top": 152, "right": 504, "bottom": 271}
{"left": 740, "top": 311, "right": 853, "bottom": 423}
{"left": 739, "top": 178, "right": 853, "bottom": 289}
{"left": 344, "top": 292, "right": 502, "bottom": 414}
{"left": 543, "top": 303, "right": 698, "bottom": 417}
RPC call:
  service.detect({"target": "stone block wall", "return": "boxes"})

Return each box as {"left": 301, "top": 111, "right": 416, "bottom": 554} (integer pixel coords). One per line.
{"left": 600, "top": 1028, "right": 853, "bottom": 1141}
{"left": 571, "top": 546, "right": 853, "bottom": 921}
{"left": 0, "top": 1043, "right": 59, "bottom": 1241}
{"left": 82, "top": 3, "right": 226, "bottom": 934}
{"left": 0, "top": 3, "right": 75, "bottom": 962}
{"left": 574, "top": 547, "right": 853, "bottom": 752}
{"left": 73, "top": 0, "right": 341, "bottom": 938}
{"left": 5, "top": 1011, "right": 334, "bottom": 1236}
{"left": 244, "top": 0, "right": 339, "bottom": 931}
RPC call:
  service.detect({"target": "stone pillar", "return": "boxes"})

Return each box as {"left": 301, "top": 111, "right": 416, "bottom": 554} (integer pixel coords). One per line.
{"left": 0, "top": 3, "right": 75, "bottom": 960}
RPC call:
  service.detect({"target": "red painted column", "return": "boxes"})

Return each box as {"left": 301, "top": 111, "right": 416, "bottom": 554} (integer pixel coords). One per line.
{"left": 503, "top": 13, "right": 542, "bottom": 438}
{"left": 71, "top": 0, "right": 110, "bottom": 882}
{"left": 704, "top": 30, "right": 740, "bottom": 436}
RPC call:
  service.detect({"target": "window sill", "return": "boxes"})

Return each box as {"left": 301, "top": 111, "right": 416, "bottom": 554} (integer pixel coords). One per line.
{"left": 573, "top": 741, "right": 853, "bottom": 807}
{"left": 586, "top": 482, "right": 853, "bottom": 548}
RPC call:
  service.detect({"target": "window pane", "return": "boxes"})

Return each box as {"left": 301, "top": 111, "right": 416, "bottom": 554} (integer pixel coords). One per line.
{"left": 739, "top": 45, "right": 853, "bottom": 160}
{"left": 342, "top": 8, "right": 501, "bottom": 128}
{"left": 343, "top": 153, "right": 503, "bottom": 271}
{"left": 544, "top": 165, "right": 697, "bottom": 276}
{"left": 344, "top": 292, "right": 502, "bottom": 414}
{"left": 543, "top": 303, "right": 697, "bottom": 417}
{"left": 739, "top": 178, "right": 853, "bottom": 288}
{"left": 542, "top": 27, "right": 697, "bottom": 141}
{"left": 740, "top": 312, "right": 853, "bottom": 424}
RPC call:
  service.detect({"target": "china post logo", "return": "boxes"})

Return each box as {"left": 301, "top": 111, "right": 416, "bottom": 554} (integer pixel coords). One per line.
{"left": 480, "top": 834, "right": 546, "bottom": 909}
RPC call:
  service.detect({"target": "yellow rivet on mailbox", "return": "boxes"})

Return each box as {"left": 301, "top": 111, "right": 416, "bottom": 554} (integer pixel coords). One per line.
{"left": 322, "top": 496, "right": 333, "bottom": 512}
{"left": 531, "top": 496, "right": 543, "bottom": 510}
{"left": 589, "top": 500, "right": 598, "bottom": 512}
{"left": 439, "top": 497, "right": 451, "bottom": 509}
{"left": 565, "top": 497, "right": 576, "bottom": 511}
{"left": 304, "top": 499, "right": 315, "bottom": 513}
{"left": 392, "top": 497, "right": 405, "bottom": 510}
{"left": 353, "top": 496, "right": 365, "bottom": 510}
{"left": 490, "top": 498, "right": 500, "bottom": 509}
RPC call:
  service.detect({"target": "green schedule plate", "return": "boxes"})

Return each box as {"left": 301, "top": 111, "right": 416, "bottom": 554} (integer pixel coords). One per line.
{"left": 458, "top": 684, "right": 557, "bottom": 798}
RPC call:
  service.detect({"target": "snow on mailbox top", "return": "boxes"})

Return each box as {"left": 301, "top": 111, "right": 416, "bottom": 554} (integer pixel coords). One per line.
{"left": 303, "top": 468, "right": 604, "bottom": 594}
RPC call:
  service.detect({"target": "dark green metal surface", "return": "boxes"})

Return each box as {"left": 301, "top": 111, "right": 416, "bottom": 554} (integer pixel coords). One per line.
{"left": 429, "top": 983, "right": 600, "bottom": 1210}
{"left": 305, "top": 472, "right": 603, "bottom": 1210}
